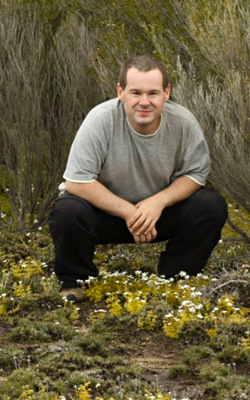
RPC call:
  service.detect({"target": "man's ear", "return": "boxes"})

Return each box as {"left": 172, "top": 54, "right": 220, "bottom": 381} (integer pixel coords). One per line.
{"left": 164, "top": 84, "right": 171, "bottom": 101}
{"left": 117, "top": 83, "right": 124, "bottom": 100}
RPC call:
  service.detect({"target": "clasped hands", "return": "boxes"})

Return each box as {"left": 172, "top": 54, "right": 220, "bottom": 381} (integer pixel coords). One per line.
{"left": 126, "top": 196, "right": 164, "bottom": 245}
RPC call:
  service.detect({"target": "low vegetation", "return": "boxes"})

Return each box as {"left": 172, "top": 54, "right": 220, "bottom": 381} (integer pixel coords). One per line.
{"left": 1, "top": 200, "right": 250, "bottom": 399}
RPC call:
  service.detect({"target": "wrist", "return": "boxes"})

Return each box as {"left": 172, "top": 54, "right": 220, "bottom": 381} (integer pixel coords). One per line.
{"left": 154, "top": 191, "right": 170, "bottom": 210}
{"left": 120, "top": 202, "right": 136, "bottom": 221}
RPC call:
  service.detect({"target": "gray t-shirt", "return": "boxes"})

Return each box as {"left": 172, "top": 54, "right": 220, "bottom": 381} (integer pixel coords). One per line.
{"left": 62, "top": 98, "right": 210, "bottom": 204}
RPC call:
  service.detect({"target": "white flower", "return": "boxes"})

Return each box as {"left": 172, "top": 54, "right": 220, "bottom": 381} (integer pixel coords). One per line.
{"left": 180, "top": 284, "right": 189, "bottom": 289}
{"left": 190, "top": 291, "right": 202, "bottom": 298}
{"left": 181, "top": 300, "right": 192, "bottom": 306}
{"left": 164, "top": 313, "right": 173, "bottom": 318}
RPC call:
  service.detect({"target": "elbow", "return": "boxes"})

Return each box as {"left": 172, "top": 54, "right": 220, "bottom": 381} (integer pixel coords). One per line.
{"left": 65, "top": 180, "right": 81, "bottom": 196}
{"left": 65, "top": 180, "right": 73, "bottom": 193}
{"left": 65, "top": 180, "right": 96, "bottom": 198}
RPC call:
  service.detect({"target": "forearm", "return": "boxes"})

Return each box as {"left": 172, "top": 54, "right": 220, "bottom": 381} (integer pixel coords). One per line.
{"left": 65, "top": 180, "right": 135, "bottom": 220}
{"left": 154, "top": 175, "right": 202, "bottom": 209}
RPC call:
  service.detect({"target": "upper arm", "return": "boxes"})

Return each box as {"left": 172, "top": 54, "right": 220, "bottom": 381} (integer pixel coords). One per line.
{"left": 172, "top": 119, "right": 210, "bottom": 186}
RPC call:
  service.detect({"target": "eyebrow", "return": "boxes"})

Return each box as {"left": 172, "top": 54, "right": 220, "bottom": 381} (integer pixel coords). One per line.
{"left": 128, "top": 88, "right": 161, "bottom": 93}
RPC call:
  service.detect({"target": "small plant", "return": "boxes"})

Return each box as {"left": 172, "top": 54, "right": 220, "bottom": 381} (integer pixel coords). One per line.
{"left": 138, "top": 309, "right": 158, "bottom": 331}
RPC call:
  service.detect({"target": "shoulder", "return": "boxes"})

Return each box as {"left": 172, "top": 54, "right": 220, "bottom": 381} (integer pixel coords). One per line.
{"left": 75, "top": 98, "right": 124, "bottom": 144}
{"left": 164, "top": 100, "right": 200, "bottom": 126}
{"left": 84, "top": 98, "right": 121, "bottom": 124}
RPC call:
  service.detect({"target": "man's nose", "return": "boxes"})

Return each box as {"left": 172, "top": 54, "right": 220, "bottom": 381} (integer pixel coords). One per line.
{"left": 139, "top": 94, "right": 150, "bottom": 106}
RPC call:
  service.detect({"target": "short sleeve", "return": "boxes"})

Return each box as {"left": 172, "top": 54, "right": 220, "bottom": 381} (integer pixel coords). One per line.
{"left": 63, "top": 107, "right": 111, "bottom": 183}
{"left": 171, "top": 118, "right": 211, "bottom": 185}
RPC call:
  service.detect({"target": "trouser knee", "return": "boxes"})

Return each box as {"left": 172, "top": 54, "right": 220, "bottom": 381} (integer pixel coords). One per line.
{"left": 157, "top": 189, "right": 228, "bottom": 278}
{"left": 199, "top": 189, "right": 228, "bottom": 228}
{"left": 49, "top": 193, "right": 99, "bottom": 239}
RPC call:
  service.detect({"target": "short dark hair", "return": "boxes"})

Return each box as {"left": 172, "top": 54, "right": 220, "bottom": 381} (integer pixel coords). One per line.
{"left": 118, "top": 55, "right": 169, "bottom": 90}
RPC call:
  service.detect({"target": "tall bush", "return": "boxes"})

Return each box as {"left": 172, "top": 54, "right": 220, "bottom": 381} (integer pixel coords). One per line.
{"left": 0, "top": 0, "right": 103, "bottom": 230}
{"left": 172, "top": 0, "right": 250, "bottom": 213}
{"left": 79, "top": 0, "right": 199, "bottom": 95}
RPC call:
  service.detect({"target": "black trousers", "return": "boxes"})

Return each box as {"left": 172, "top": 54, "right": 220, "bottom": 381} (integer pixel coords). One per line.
{"left": 48, "top": 188, "right": 228, "bottom": 288}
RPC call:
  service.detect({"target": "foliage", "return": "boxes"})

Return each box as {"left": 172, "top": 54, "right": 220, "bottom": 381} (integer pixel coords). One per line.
{"left": 1, "top": 201, "right": 250, "bottom": 398}
{"left": 0, "top": 0, "right": 103, "bottom": 229}
{"left": 171, "top": 0, "right": 250, "bottom": 213}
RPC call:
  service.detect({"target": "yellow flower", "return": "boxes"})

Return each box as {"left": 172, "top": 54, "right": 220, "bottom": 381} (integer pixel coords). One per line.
{"left": 163, "top": 314, "right": 183, "bottom": 339}
{"left": 90, "top": 309, "right": 107, "bottom": 322}
{"left": 0, "top": 294, "right": 7, "bottom": 315}
{"left": 206, "top": 328, "right": 218, "bottom": 338}
{"left": 106, "top": 293, "right": 123, "bottom": 316}
{"left": 13, "top": 281, "right": 32, "bottom": 299}
{"left": 75, "top": 382, "right": 92, "bottom": 400}
{"left": 124, "top": 291, "right": 147, "bottom": 315}
{"left": 138, "top": 310, "right": 158, "bottom": 331}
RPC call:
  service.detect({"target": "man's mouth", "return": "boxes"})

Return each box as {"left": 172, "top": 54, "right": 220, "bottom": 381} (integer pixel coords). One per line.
{"left": 136, "top": 109, "right": 153, "bottom": 114}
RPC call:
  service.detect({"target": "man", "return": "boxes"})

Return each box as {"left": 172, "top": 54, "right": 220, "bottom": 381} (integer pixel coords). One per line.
{"left": 49, "top": 55, "right": 228, "bottom": 302}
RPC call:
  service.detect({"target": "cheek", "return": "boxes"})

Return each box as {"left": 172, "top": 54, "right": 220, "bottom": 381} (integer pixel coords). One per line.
{"left": 124, "top": 100, "right": 135, "bottom": 113}
{"left": 156, "top": 100, "right": 165, "bottom": 110}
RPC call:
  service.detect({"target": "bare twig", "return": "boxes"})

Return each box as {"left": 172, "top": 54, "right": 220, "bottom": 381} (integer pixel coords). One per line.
{"left": 226, "top": 217, "right": 250, "bottom": 243}
{"left": 210, "top": 279, "right": 250, "bottom": 294}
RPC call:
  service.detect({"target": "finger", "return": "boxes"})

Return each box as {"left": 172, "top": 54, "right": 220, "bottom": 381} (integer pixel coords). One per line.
{"left": 133, "top": 234, "right": 141, "bottom": 245}
{"left": 134, "top": 229, "right": 157, "bottom": 244}
{"left": 144, "top": 228, "right": 157, "bottom": 242}
{"left": 145, "top": 231, "right": 152, "bottom": 242}
{"left": 127, "top": 210, "right": 143, "bottom": 230}
{"left": 151, "top": 227, "right": 158, "bottom": 240}
{"left": 131, "top": 215, "right": 153, "bottom": 234}
{"left": 138, "top": 219, "right": 155, "bottom": 235}
{"left": 130, "top": 219, "right": 147, "bottom": 234}
{"left": 138, "top": 234, "right": 147, "bottom": 244}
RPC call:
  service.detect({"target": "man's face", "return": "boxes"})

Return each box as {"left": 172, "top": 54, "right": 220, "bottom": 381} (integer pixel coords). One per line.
{"left": 117, "top": 67, "right": 170, "bottom": 135}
